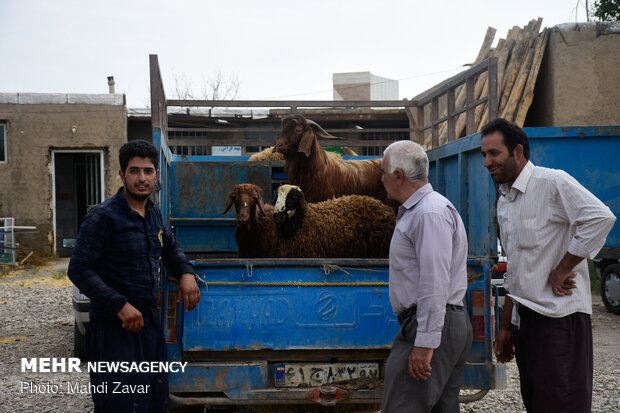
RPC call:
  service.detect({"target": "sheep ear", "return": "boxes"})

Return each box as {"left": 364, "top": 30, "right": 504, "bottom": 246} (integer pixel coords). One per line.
{"left": 298, "top": 128, "right": 315, "bottom": 157}
{"left": 255, "top": 197, "right": 266, "bottom": 216}
{"left": 223, "top": 194, "right": 234, "bottom": 215}
{"left": 307, "top": 119, "right": 343, "bottom": 140}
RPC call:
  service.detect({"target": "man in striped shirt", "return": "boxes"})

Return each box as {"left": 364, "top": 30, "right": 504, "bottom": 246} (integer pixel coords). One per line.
{"left": 480, "top": 118, "right": 616, "bottom": 412}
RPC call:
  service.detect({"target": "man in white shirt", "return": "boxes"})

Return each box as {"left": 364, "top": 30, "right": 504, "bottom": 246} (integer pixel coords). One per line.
{"left": 381, "top": 140, "right": 472, "bottom": 413}
{"left": 480, "top": 118, "right": 616, "bottom": 412}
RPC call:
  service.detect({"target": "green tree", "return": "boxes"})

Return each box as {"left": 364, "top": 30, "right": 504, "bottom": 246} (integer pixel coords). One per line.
{"left": 591, "top": 0, "right": 620, "bottom": 21}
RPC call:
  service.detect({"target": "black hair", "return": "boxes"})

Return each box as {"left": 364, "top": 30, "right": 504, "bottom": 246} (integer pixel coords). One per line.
{"left": 119, "top": 140, "right": 159, "bottom": 172}
{"left": 481, "top": 118, "right": 530, "bottom": 160}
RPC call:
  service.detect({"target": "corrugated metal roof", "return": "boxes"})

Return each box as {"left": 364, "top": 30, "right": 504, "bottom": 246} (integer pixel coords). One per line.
{"left": 0, "top": 93, "right": 126, "bottom": 105}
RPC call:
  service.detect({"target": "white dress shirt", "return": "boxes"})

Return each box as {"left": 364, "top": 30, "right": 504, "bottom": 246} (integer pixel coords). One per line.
{"left": 389, "top": 183, "right": 468, "bottom": 348}
{"left": 497, "top": 161, "right": 616, "bottom": 325}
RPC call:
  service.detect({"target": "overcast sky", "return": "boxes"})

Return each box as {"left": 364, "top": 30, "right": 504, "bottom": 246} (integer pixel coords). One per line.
{"left": 1, "top": 0, "right": 588, "bottom": 108}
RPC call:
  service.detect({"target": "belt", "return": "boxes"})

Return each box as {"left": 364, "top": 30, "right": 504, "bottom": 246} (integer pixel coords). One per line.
{"left": 397, "top": 304, "right": 464, "bottom": 325}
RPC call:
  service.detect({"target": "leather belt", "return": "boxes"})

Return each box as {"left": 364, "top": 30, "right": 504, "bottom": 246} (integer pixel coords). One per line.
{"left": 397, "top": 304, "right": 464, "bottom": 325}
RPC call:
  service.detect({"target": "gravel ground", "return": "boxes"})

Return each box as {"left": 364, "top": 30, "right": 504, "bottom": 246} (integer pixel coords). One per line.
{"left": 1, "top": 258, "right": 618, "bottom": 413}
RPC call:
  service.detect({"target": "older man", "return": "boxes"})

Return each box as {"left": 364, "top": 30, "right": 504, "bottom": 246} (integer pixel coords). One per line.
{"left": 481, "top": 118, "right": 616, "bottom": 412}
{"left": 380, "top": 140, "right": 472, "bottom": 413}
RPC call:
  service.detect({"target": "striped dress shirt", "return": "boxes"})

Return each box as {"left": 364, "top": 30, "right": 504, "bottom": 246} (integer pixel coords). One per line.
{"left": 497, "top": 161, "right": 616, "bottom": 325}
{"left": 389, "top": 183, "right": 468, "bottom": 348}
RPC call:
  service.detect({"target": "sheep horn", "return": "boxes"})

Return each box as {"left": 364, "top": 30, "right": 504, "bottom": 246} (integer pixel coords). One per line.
{"left": 306, "top": 119, "right": 343, "bottom": 140}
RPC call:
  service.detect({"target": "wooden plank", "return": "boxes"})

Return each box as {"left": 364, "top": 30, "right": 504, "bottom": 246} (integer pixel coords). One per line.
{"left": 166, "top": 100, "right": 416, "bottom": 108}
{"left": 498, "top": 29, "right": 535, "bottom": 116}
{"left": 515, "top": 28, "right": 550, "bottom": 126}
{"left": 431, "top": 96, "right": 439, "bottom": 148}
{"left": 497, "top": 38, "right": 516, "bottom": 92}
{"left": 404, "top": 106, "right": 418, "bottom": 142}
{"left": 149, "top": 54, "right": 162, "bottom": 130}
{"left": 417, "top": 106, "right": 425, "bottom": 145}
{"left": 168, "top": 127, "right": 414, "bottom": 134}
{"left": 487, "top": 54, "right": 499, "bottom": 122}
{"left": 447, "top": 87, "right": 456, "bottom": 141}
{"left": 167, "top": 138, "right": 403, "bottom": 147}
{"left": 474, "top": 27, "right": 498, "bottom": 63}
{"left": 502, "top": 47, "right": 535, "bottom": 122}
{"left": 466, "top": 76, "right": 476, "bottom": 136}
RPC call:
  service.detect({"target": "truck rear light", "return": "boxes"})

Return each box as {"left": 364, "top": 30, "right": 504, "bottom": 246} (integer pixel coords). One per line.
{"left": 166, "top": 291, "right": 178, "bottom": 343}
{"left": 471, "top": 290, "right": 495, "bottom": 341}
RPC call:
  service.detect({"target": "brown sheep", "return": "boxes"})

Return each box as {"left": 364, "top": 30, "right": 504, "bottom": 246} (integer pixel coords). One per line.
{"left": 222, "top": 184, "right": 277, "bottom": 258}
{"left": 272, "top": 184, "right": 395, "bottom": 258}
{"left": 273, "top": 114, "right": 389, "bottom": 204}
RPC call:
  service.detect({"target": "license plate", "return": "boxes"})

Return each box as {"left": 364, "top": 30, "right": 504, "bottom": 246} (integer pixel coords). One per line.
{"left": 275, "top": 363, "right": 379, "bottom": 387}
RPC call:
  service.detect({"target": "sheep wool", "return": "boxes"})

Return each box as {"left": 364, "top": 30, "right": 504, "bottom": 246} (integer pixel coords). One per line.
{"left": 248, "top": 146, "right": 285, "bottom": 162}
{"left": 273, "top": 185, "right": 395, "bottom": 258}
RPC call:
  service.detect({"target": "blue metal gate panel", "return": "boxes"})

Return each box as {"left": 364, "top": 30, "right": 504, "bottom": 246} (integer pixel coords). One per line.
{"left": 169, "top": 160, "right": 272, "bottom": 252}
{"left": 182, "top": 261, "right": 399, "bottom": 351}
{"left": 428, "top": 126, "right": 620, "bottom": 258}
{"left": 526, "top": 127, "right": 620, "bottom": 252}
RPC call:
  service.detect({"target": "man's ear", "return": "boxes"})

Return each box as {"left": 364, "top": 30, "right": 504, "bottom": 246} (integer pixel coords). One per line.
{"left": 514, "top": 144, "right": 524, "bottom": 160}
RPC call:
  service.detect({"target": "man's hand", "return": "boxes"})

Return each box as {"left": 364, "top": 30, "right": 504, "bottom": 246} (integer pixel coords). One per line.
{"left": 408, "top": 347, "right": 433, "bottom": 380}
{"left": 177, "top": 273, "right": 201, "bottom": 312}
{"left": 117, "top": 302, "right": 144, "bottom": 332}
{"left": 549, "top": 268, "right": 577, "bottom": 296}
{"left": 494, "top": 328, "right": 515, "bottom": 363}
{"left": 549, "top": 253, "right": 583, "bottom": 296}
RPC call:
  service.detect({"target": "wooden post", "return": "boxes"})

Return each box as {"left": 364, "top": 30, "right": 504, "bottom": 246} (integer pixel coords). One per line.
{"left": 466, "top": 76, "right": 476, "bottom": 136}
{"left": 431, "top": 96, "right": 439, "bottom": 148}
{"left": 447, "top": 87, "right": 456, "bottom": 141}
{"left": 502, "top": 48, "right": 535, "bottom": 122}
{"left": 515, "top": 29, "right": 549, "bottom": 126}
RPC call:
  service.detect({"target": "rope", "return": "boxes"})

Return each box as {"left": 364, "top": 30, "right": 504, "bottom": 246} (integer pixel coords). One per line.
{"left": 321, "top": 264, "right": 351, "bottom": 276}
{"left": 204, "top": 281, "right": 389, "bottom": 287}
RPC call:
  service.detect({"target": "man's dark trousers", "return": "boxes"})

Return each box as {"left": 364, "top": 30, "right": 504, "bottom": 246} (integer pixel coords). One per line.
{"left": 87, "top": 316, "right": 169, "bottom": 413}
{"left": 513, "top": 305, "right": 592, "bottom": 413}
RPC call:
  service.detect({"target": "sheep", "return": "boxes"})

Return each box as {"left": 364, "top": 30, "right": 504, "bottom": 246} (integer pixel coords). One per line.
{"left": 248, "top": 146, "right": 285, "bottom": 161}
{"left": 273, "top": 114, "right": 388, "bottom": 204}
{"left": 248, "top": 145, "right": 357, "bottom": 161}
{"left": 272, "top": 184, "right": 395, "bottom": 258}
{"left": 223, "top": 184, "right": 277, "bottom": 258}
{"left": 341, "top": 146, "right": 359, "bottom": 156}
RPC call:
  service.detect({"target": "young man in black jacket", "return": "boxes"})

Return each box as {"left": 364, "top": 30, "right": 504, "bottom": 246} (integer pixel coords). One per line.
{"left": 68, "top": 140, "right": 200, "bottom": 412}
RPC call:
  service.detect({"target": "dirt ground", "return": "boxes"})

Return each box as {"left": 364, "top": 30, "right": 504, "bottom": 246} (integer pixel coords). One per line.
{"left": 1, "top": 258, "right": 619, "bottom": 412}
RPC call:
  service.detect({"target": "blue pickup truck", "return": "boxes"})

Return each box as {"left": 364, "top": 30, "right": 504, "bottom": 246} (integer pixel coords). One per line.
{"left": 152, "top": 121, "right": 504, "bottom": 412}
{"left": 72, "top": 124, "right": 620, "bottom": 411}
{"left": 71, "top": 123, "right": 620, "bottom": 412}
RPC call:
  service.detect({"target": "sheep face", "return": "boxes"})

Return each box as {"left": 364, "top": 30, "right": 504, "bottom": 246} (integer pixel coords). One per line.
{"left": 274, "top": 115, "right": 341, "bottom": 158}
{"left": 274, "top": 115, "right": 307, "bottom": 157}
{"left": 273, "top": 184, "right": 304, "bottom": 225}
{"left": 223, "top": 184, "right": 266, "bottom": 227}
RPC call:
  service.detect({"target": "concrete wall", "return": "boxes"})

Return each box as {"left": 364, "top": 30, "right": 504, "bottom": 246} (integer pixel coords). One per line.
{"left": 0, "top": 96, "right": 127, "bottom": 254}
{"left": 526, "top": 22, "right": 620, "bottom": 126}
